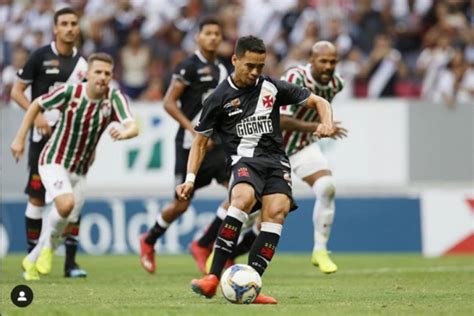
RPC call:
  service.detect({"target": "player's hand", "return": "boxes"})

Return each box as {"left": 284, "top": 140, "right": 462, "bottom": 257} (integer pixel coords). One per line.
{"left": 109, "top": 127, "right": 125, "bottom": 141}
{"left": 329, "top": 121, "right": 348, "bottom": 140}
{"left": 34, "top": 113, "right": 52, "bottom": 136}
{"left": 176, "top": 182, "right": 194, "bottom": 201}
{"left": 313, "top": 123, "right": 334, "bottom": 138}
{"left": 11, "top": 139, "right": 25, "bottom": 162}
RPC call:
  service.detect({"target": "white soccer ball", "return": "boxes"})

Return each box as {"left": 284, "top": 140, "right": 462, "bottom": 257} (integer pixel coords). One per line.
{"left": 220, "top": 264, "right": 262, "bottom": 304}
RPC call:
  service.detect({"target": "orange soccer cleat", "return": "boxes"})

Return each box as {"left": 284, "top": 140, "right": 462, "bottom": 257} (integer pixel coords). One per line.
{"left": 190, "top": 274, "right": 219, "bottom": 298}
{"left": 189, "top": 241, "right": 212, "bottom": 274}
{"left": 252, "top": 293, "right": 278, "bottom": 304}
{"left": 139, "top": 233, "right": 156, "bottom": 273}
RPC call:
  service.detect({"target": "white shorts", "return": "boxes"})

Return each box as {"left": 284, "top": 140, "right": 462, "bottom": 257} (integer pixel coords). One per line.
{"left": 38, "top": 164, "right": 86, "bottom": 222}
{"left": 289, "top": 142, "right": 329, "bottom": 179}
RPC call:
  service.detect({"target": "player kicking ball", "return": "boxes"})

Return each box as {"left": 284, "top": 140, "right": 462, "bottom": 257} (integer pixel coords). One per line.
{"left": 11, "top": 53, "right": 139, "bottom": 280}
{"left": 176, "top": 36, "right": 336, "bottom": 304}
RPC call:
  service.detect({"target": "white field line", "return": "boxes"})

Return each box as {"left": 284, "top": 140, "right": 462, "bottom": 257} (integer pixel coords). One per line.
{"left": 333, "top": 265, "right": 474, "bottom": 275}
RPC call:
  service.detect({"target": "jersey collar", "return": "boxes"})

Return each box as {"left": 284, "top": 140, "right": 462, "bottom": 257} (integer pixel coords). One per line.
{"left": 227, "top": 75, "right": 260, "bottom": 90}
{"left": 51, "top": 41, "right": 78, "bottom": 57}
{"left": 195, "top": 50, "right": 219, "bottom": 65}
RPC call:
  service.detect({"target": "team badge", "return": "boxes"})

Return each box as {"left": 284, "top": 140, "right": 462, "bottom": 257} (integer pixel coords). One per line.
{"left": 262, "top": 95, "right": 274, "bottom": 108}
{"left": 101, "top": 101, "right": 111, "bottom": 117}
{"left": 237, "top": 167, "right": 250, "bottom": 177}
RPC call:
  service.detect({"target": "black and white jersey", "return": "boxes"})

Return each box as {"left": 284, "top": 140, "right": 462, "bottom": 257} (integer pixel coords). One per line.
{"left": 16, "top": 42, "right": 87, "bottom": 142}
{"left": 173, "top": 50, "right": 228, "bottom": 149}
{"left": 195, "top": 75, "right": 311, "bottom": 160}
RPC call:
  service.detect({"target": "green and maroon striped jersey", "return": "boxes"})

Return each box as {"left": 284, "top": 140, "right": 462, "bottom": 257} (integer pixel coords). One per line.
{"left": 38, "top": 83, "right": 134, "bottom": 175}
{"left": 280, "top": 64, "right": 344, "bottom": 156}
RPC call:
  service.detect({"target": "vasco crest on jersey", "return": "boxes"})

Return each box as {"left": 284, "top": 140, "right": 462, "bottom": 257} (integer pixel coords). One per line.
{"left": 223, "top": 98, "right": 242, "bottom": 117}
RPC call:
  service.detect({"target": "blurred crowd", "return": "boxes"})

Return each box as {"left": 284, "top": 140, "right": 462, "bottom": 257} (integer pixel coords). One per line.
{"left": 1, "top": 0, "right": 473, "bottom": 106}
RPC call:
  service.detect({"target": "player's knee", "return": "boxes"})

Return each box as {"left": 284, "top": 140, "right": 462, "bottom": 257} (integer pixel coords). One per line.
{"left": 28, "top": 196, "right": 45, "bottom": 207}
{"left": 262, "top": 207, "right": 288, "bottom": 225}
{"left": 230, "top": 184, "right": 255, "bottom": 211}
{"left": 56, "top": 196, "right": 75, "bottom": 217}
{"left": 313, "top": 175, "right": 336, "bottom": 200}
{"left": 173, "top": 199, "right": 190, "bottom": 215}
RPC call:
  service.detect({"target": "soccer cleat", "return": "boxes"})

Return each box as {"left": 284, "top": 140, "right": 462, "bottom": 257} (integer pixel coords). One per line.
{"left": 22, "top": 257, "right": 40, "bottom": 281}
{"left": 252, "top": 293, "right": 278, "bottom": 304}
{"left": 65, "top": 263, "right": 87, "bottom": 278}
{"left": 190, "top": 274, "right": 219, "bottom": 298}
{"left": 205, "top": 249, "right": 236, "bottom": 274}
{"left": 190, "top": 241, "right": 212, "bottom": 274}
{"left": 36, "top": 247, "right": 54, "bottom": 275}
{"left": 139, "top": 233, "right": 156, "bottom": 273}
{"left": 311, "top": 250, "right": 338, "bottom": 274}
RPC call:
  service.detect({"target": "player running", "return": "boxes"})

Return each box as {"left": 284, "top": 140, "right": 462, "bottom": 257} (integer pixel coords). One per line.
{"left": 280, "top": 41, "right": 347, "bottom": 273}
{"left": 11, "top": 53, "right": 139, "bottom": 280}
{"left": 177, "top": 35, "right": 335, "bottom": 304}
{"left": 139, "top": 17, "right": 230, "bottom": 274}
{"left": 10, "top": 7, "right": 89, "bottom": 278}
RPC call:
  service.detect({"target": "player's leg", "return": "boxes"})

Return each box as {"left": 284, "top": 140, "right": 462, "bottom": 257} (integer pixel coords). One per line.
{"left": 245, "top": 193, "right": 290, "bottom": 305}
{"left": 189, "top": 146, "right": 230, "bottom": 273}
{"left": 140, "top": 198, "right": 191, "bottom": 273}
{"left": 63, "top": 174, "right": 87, "bottom": 278}
{"left": 191, "top": 182, "right": 257, "bottom": 298}
{"left": 190, "top": 199, "right": 229, "bottom": 274}
{"left": 24, "top": 140, "right": 47, "bottom": 253}
{"left": 291, "top": 143, "right": 337, "bottom": 273}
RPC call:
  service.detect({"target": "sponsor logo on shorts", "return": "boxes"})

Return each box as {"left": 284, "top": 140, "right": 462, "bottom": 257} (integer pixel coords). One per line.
{"left": 237, "top": 167, "right": 250, "bottom": 177}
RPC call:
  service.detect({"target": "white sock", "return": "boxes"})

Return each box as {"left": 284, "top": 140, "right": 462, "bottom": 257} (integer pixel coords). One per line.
{"left": 156, "top": 213, "right": 170, "bottom": 228}
{"left": 25, "top": 202, "right": 43, "bottom": 219}
{"left": 216, "top": 206, "right": 227, "bottom": 220}
{"left": 43, "top": 206, "right": 68, "bottom": 250}
{"left": 227, "top": 206, "right": 249, "bottom": 224}
{"left": 312, "top": 176, "right": 336, "bottom": 251}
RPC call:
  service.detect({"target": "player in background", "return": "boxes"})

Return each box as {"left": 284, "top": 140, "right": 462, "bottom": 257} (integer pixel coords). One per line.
{"left": 280, "top": 41, "right": 347, "bottom": 273}
{"left": 11, "top": 53, "right": 139, "bottom": 281}
{"left": 139, "top": 17, "right": 230, "bottom": 274}
{"left": 176, "top": 35, "right": 335, "bottom": 304}
{"left": 10, "top": 7, "right": 88, "bottom": 278}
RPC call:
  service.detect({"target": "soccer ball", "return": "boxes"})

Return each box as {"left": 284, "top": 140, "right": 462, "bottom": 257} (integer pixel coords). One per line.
{"left": 220, "top": 264, "right": 262, "bottom": 304}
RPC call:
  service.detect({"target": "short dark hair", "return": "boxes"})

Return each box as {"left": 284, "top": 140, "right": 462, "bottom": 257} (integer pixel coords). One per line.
{"left": 235, "top": 36, "right": 266, "bottom": 58}
{"left": 88, "top": 52, "right": 114, "bottom": 67}
{"left": 54, "top": 7, "right": 78, "bottom": 25}
{"left": 198, "top": 16, "right": 221, "bottom": 32}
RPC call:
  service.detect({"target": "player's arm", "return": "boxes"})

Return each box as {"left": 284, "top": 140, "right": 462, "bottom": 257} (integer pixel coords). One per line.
{"left": 303, "top": 93, "right": 334, "bottom": 137}
{"left": 176, "top": 133, "right": 209, "bottom": 200}
{"left": 11, "top": 99, "right": 42, "bottom": 162}
{"left": 11, "top": 80, "right": 52, "bottom": 136}
{"left": 163, "top": 79, "right": 195, "bottom": 134}
{"left": 109, "top": 120, "right": 139, "bottom": 140}
{"left": 280, "top": 114, "right": 347, "bottom": 139}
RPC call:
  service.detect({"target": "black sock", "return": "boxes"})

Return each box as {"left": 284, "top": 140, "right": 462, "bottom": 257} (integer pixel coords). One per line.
{"left": 65, "top": 218, "right": 80, "bottom": 269}
{"left": 197, "top": 216, "right": 223, "bottom": 248}
{"left": 25, "top": 217, "right": 42, "bottom": 253}
{"left": 210, "top": 216, "right": 243, "bottom": 278}
{"left": 248, "top": 230, "right": 280, "bottom": 276}
{"left": 145, "top": 222, "right": 167, "bottom": 245}
{"left": 230, "top": 229, "right": 258, "bottom": 259}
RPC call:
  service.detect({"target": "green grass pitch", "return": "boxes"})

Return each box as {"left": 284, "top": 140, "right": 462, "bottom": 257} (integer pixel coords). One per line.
{"left": 1, "top": 253, "right": 473, "bottom": 315}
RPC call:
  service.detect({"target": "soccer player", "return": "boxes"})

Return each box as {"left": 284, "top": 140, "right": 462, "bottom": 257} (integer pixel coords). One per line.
{"left": 280, "top": 41, "right": 347, "bottom": 273}
{"left": 10, "top": 7, "right": 88, "bottom": 278}
{"left": 176, "top": 35, "right": 335, "bottom": 304}
{"left": 11, "top": 52, "right": 139, "bottom": 281}
{"left": 139, "top": 17, "right": 230, "bottom": 274}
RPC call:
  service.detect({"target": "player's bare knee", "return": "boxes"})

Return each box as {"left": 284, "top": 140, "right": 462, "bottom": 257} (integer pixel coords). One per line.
{"left": 55, "top": 195, "right": 75, "bottom": 217}
{"left": 28, "top": 196, "right": 45, "bottom": 207}
{"left": 172, "top": 199, "right": 190, "bottom": 215}
{"left": 230, "top": 184, "right": 255, "bottom": 211}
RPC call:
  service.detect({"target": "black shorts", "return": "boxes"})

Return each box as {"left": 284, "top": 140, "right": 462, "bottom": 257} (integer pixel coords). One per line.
{"left": 228, "top": 155, "right": 297, "bottom": 212}
{"left": 24, "top": 138, "right": 48, "bottom": 200}
{"left": 175, "top": 144, "right": 229, "bottom": 198}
